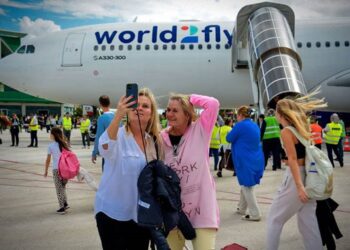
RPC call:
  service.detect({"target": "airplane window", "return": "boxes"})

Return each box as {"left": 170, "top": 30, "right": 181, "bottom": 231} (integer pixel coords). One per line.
{"left": 101, "top": 45, "right": 106, "bottom": 51}
{"left": 315, "top": 42, "right": 321, "bottom": 48}
{"left": 325, "top": 41, "right": 330, "bottom": 47}
{"left": 189, "top": 44, "right": 194, "bottom": 50}
{"left": 119, "top": 45, "right": 123, "bottom": 51}
{"left": 207, "top": 44, "right": 212, "bottom": 49}
{"left": 180, "top": 44, "right": 185, "bottom": 50}
{"left": 225, "top": 44, "right": 231, "bottom": 49}
{"left": 26, "top": 45, "right": 35, "bottom": 53}
{"left": 127, "top": 45, "right": 132, "bottom": 50}
{"left": 154, "top": 44, "right": 159, "bottom": 50}
{"left": 335, "top": 41, "right": 340, "bottom": 47}
{"left": 198, "top": 44, "right": 203, "bottom": 50}
{"left": 297, "top": 42, "right": 302, "bottom": 48}
{"left": 163, "top": 44, "right": 167, "bottom": 50}
{"left": 345, "top": 41, "right": 349, "bottom": 47}
{"left": 145, "top": 44, "right": 150, "bottom": 50}
{"left": 110, "top": 45, "right": 115, "bottom": 51}
{"left": 306, "top": 42, "right": 311, "bottom": 48}
{"left": 171, "top": 44, "right": 176, "bottom": 50}
{"left": 93, "top": 45, "right": 98, "bottom": 51}
{"left": 216, "top": 44, "right": 221, "bottom": 50}
{"left": 136, "top": 45, "right": 141, "bottom": 50}
{"left": 17, "top": 45, "right": 26, "bottom": 54}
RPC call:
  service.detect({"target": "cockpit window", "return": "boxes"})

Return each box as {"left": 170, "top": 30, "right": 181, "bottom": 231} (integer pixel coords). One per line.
{"left": 26, "top": 45, "right": 35, "bottom": 53}
{"left": 17, "top": 45, "right": 26, "bottom": 54}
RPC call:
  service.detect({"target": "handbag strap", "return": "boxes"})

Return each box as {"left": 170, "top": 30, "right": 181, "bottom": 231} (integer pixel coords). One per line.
{"left": 153, "top": 135, "right": 159, "bottom": 160}
{"left": 285, "top": 126, "right": 310, "bottom": 147}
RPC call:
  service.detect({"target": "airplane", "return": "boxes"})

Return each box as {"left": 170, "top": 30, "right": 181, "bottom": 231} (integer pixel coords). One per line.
{"left": 0, "top": 2, "right": 349, "bottom": 112}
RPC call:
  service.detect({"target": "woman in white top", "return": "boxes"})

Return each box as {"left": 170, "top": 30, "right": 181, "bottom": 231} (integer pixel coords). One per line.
{"left": 95, "top": 88, "right": 161, "bottom": 250}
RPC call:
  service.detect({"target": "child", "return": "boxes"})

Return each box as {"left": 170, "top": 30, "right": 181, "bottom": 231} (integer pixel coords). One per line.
{"left": 44, "top": 127, "right": 69, "bottom": 214}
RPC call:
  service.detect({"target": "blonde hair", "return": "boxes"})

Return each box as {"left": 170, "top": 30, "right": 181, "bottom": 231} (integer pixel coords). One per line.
{"left": 127, "top": 88, "right": 161, "bottom": 144}
{"left": 169, "top": 93, "right": 197, "bottom": 126}
{"left": 237, "top": 105, "right": 253, "bottom": 118}
{"left": 276, "top": 90, "right": 327, "bottom": 140}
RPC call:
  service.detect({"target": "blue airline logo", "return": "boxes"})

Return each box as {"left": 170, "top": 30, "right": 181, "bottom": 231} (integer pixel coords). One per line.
{"left": 95, "top": 25, "right": 232, "bottom": 45}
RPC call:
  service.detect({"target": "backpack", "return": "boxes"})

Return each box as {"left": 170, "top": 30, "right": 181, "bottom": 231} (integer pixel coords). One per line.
{"left": 58, "top": 149, "right": 80, "bottom": 180}
{"left": 286, "top": 126, "right": 333, "bottom": 200}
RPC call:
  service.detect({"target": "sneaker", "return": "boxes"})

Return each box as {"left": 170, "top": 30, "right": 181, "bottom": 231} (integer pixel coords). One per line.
{"left": 236, "top": 208, "right": 246, "bottom": 215}
{"left": 216, "top": 172, "right": 222, "bottom": 178}
{"left": 64, "top": 203, "right": 70, "bottom": 210}
{"left": 56, "top": 207, "right": 66, "bottom": 214}
{"left": 241, "top": 214, "right": 261, "bottom": 221}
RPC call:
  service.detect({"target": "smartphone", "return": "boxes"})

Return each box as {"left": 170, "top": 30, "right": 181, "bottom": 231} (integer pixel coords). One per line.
{"left": 126, "top": 83, "right": 138, "bottom": 108}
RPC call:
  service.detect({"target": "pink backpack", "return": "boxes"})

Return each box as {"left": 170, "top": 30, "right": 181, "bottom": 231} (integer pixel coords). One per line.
{"left": 58, "top": 149, "right": 80, "bottom": 179}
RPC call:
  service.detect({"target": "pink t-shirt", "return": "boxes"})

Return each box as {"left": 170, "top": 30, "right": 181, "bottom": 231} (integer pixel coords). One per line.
{"left": 161, "top": 94, "right": 220, "bottom": 229}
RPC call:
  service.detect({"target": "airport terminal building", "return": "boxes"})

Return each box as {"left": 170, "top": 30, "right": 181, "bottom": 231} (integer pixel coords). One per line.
{"left": 0, "top": 30, "right": 73, "bottom": 117}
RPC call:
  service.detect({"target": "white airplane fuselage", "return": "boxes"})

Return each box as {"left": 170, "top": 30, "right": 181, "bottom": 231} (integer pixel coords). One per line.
{"left": 0, "top": 20, "right": 349, "bottom": 111}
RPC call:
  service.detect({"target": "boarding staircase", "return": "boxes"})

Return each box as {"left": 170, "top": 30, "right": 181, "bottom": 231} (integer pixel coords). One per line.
{"left": 232, "top": 2, "right": 308, "bottom": 111}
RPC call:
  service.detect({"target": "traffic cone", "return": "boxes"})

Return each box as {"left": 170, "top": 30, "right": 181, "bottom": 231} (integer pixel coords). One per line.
{"left": 344, "top": 136, "right": 350, "bottom": 152}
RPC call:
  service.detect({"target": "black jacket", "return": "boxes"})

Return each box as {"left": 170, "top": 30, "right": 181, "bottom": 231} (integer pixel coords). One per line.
{"left": 137, "top": 159, "right": 196, "bottom": 250}
{"left": 316, "top": 198, "right": 343, "bottom": 250}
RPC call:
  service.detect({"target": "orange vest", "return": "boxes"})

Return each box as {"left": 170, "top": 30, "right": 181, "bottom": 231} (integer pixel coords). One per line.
{"left": 310, "top": 123, "right": 323, "bottom": 144}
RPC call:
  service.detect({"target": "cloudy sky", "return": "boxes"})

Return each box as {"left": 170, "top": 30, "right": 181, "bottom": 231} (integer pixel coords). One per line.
{"left": 1, "top": 0, "right": 350, "bottom": 38}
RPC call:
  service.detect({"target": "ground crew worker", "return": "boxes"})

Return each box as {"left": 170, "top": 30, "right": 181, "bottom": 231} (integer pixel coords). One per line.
{"left": 160, "top": 112, "right": 167, "bottom": 128}
{"left": 217, "top": 118, "right": 233, "bottom": 177}
{"left": 10, "top": 113, "right": 20, "bottom": 147}
{"left": 62, "top": 112, "right": 72, "bottom": 144}
{"left": 261, "top": 109, "right": 281, "bottom": 171}
{"left": 28, "top": 114, "right": 39, "bottom": 147}
{"left": 324, "top": 113, "right": 343, "bottom": 167}
{"left": 337, "top": 118, "right": 346, "bottom": 163}
{"left": 80, "top": 115, "right": 91, "bottom": 149}
{"left": 310, "top": 116, "right": 323, "bottom": 149}
{"left": 209, "top": 121, "right": 221, "bottom": 171}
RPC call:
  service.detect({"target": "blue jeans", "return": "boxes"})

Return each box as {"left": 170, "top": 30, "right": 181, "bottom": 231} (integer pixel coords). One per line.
{"left": 209, "top": 148, "right": 219, "bottom": 170}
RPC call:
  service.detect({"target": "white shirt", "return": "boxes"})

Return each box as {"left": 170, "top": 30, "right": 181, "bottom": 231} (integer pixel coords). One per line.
{"left": 47, "top": 142, "right": 61, "bottom": 170}
{"left": 94, "top": 126, "right": 157, "bottom": 222}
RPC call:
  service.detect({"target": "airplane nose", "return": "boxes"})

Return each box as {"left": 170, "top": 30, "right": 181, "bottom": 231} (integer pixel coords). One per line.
{"left": 0, "top": 55, "right": 17, "bottom": 87}
{"left": 0, "top": 53, "right": 26, "bottom": 92}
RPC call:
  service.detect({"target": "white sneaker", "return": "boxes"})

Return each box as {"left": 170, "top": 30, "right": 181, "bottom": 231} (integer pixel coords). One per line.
{"left": 236, "top": 208, "right": 246, "bottom": 215}
{"left": 241, "top": 214, "right": 261, "bottom": 221}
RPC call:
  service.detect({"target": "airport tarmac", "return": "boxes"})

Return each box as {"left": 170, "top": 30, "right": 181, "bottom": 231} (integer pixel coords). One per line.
{"left": 0, "top": 129, "right": 349, "bottom": 250}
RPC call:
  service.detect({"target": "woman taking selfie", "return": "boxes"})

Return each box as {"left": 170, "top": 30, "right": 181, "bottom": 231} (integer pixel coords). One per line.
{"left": 95, "top": 88, "right": 161, "bottom": 250}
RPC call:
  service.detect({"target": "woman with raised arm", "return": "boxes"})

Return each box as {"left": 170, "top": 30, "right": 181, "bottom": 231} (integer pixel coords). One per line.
{"left": 267, "top": 94, "right": 326, "bottom": 250}
{"left": 95, "top": 88, "right": 161, "bottom": 250}
{"left": 161, "top": 93, "right": 220, "bottom": 250}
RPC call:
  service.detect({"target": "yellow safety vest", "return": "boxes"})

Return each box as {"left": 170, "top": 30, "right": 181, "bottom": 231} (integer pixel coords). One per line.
{"left": 263, "top": 116, "right": 281, "bottom": 140}
{"left": 80, "top": 119, "right": 90, "bottom": 133}
{"left": 62, "top": 117, "right": 72, "bottom": 131}
{"left": 210, "top": 125, "right": 221, "bottom": 149}
{"left": 220, "top": 125, "right": 232, "bottom": 146}
{"left": 324, "top": 122, "right": 342, "bottom": 145}
{"left": 29, "top": 117, "right": 38, "bottom": 131}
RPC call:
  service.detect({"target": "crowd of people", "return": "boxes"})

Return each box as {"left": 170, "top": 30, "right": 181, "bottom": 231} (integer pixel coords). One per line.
{"left": 0, "top": 88, "right": 347, "bottom": 250}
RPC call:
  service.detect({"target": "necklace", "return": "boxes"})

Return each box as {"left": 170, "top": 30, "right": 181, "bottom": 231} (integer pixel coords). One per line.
{"left": 172, "top": 144, "right": 179, "bottom": 156}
